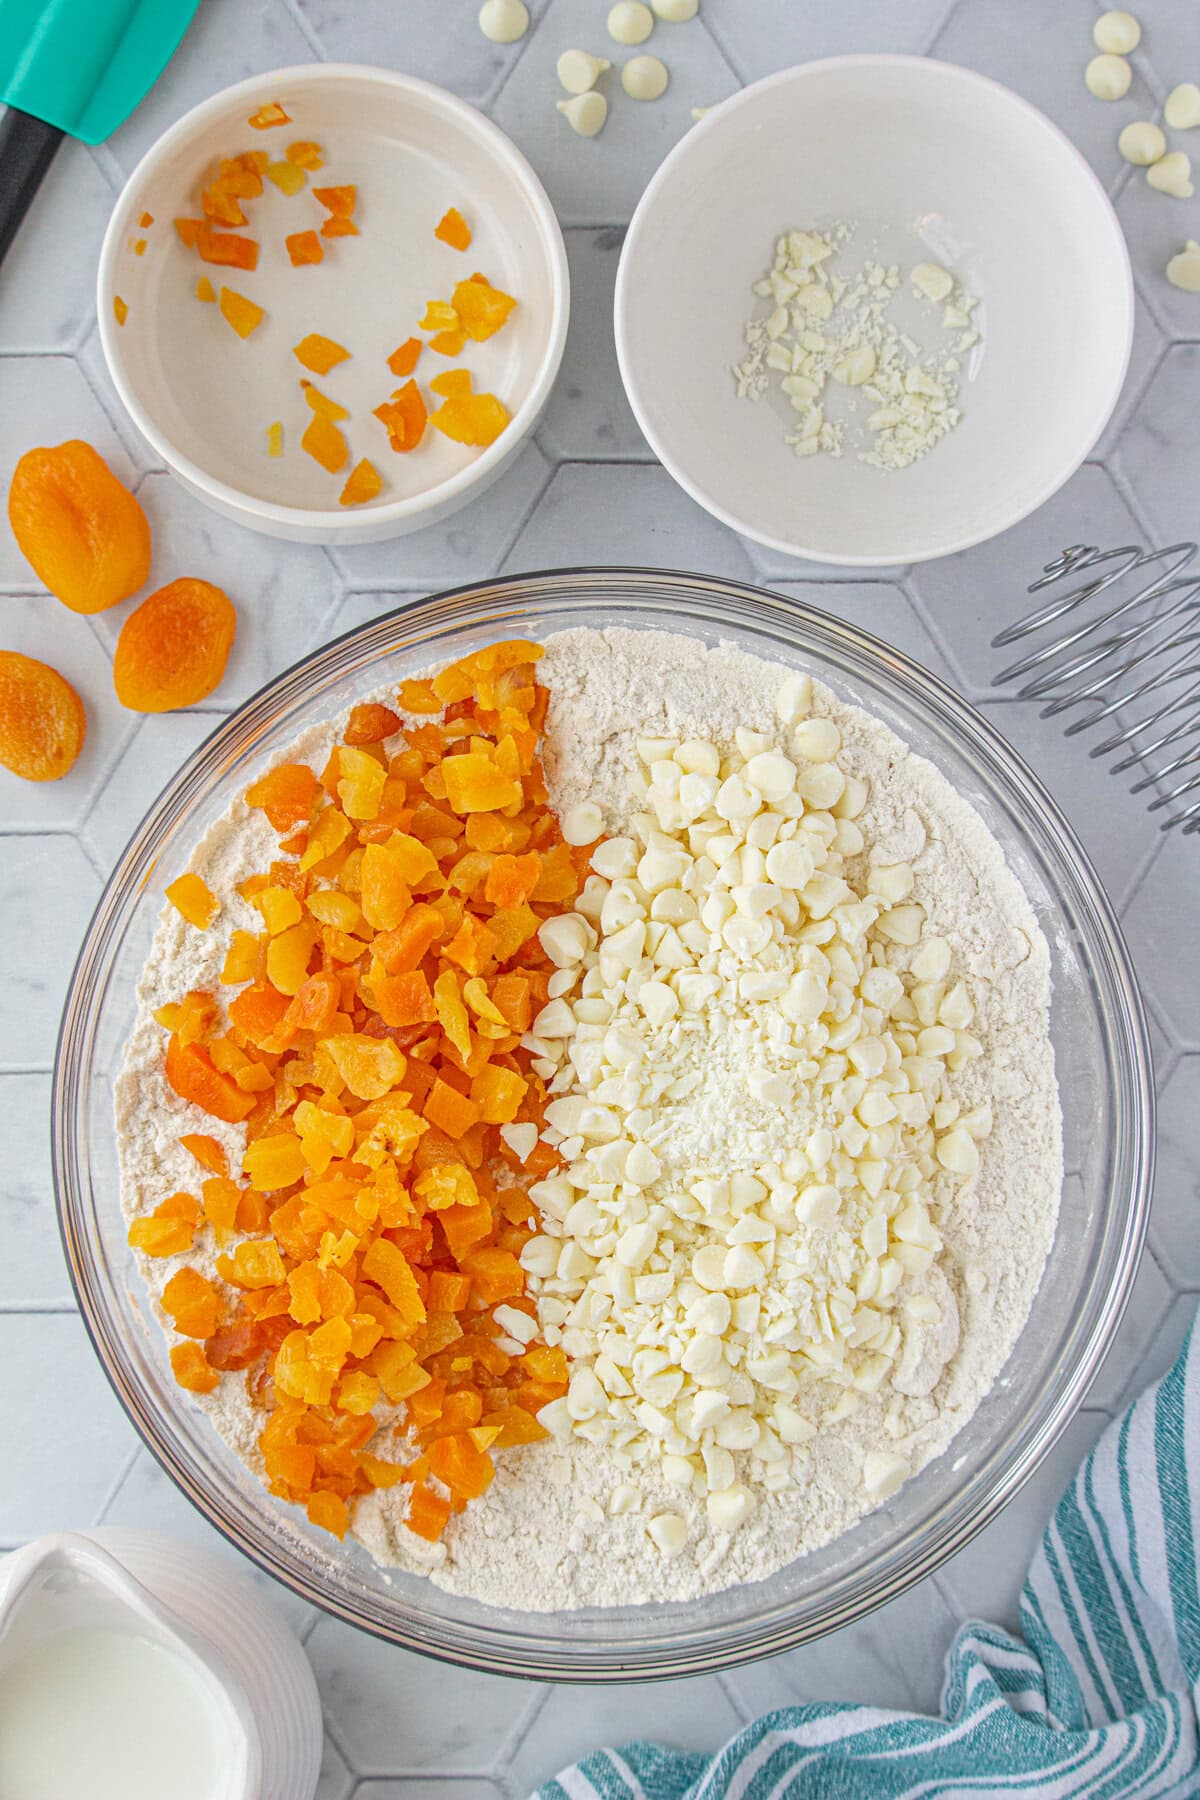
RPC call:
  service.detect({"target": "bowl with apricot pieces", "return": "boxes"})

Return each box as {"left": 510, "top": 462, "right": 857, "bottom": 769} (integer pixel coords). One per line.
{"left": 97, "top": 64, "right": 569, "bottom": 544}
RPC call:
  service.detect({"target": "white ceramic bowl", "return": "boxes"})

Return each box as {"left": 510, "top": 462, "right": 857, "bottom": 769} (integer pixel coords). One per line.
{"left": 615, "top": 56, "right": 1133, "bottom": 567}
{"left": 97, "top": 65, "right": 568, "bottom": 544}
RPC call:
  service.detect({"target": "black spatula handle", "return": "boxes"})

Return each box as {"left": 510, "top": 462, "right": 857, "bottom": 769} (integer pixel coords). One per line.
{"left": 0, "top": 107, "right": 64, "bottom": 269}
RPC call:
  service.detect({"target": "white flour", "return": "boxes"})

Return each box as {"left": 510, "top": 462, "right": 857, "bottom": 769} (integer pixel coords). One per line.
{"left": 116, "top": 626, "right": 1061, "bottom": 1610}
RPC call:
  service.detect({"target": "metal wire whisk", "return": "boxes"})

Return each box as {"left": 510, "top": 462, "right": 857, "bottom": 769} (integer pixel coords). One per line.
{"left": 990, "top": 540, "right": 1200, "bottom": 835}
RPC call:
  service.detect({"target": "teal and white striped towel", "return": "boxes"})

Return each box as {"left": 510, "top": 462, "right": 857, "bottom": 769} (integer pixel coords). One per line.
{"left": 536, "top": 1312, "right": 1200, "bottom": 1799}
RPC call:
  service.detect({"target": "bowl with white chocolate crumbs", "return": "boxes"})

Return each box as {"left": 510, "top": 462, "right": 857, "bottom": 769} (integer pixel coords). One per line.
{"left": 616, "top": 56, "right": 1133, "bottom": 565}
{"left": 55, "top": 570, "right": 1152, "bottom": 1678}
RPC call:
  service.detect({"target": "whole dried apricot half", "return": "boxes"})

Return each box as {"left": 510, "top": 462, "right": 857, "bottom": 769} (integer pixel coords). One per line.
{"left": 8, "top": 440, "right": 151, "bottom": 614}
{"left": 113, "top": 578, "right": 236, "bottom": 713}
{"left": 0, "top": 651, "right": 86, "bottom": 781}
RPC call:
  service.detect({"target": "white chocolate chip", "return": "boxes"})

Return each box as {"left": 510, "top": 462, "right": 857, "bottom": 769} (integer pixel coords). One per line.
{"left": 478, "top": 0, "right": 529, "bottom": 42}
{"left": 652, "top": 0, "right": 697, "bottom": 17}
{"left": 832, "top": 345, "right": 877, "bottom": 386}
{"left": 911, "top": 262, "right": 954, "bottom": 302}
{"left": 622, "top": 54, "right": 669, "bottom": 100}
{"left": 706, "top": 1483, "right": 756, "bottom": 1531}
{"left": 863, "top": 1449, "right": 910, "bottom": 1501}
{"left": 1147, "top": 151, "right": 1194, "bottom": 197}
{"left": 561, "top": 800, "right": 604, "bottom": 845}
{"left": 647, "top": 1512, "right": 688, "bottom": 1557}
{"left": 1118, "top": 120, "right": 1166, "bottom": 165}
{"left": 1093, "top": 9, "right": 1140, "bottom": 53}
{"left": 1085, "top": 53, "right": 1132, "bottom": 99}
{"left": 557, "top": 49, "right": 612, "bottom": 93}
{"left": 557, "top": 91, "right": 609, "bottom": 136}
{"left": 607, "top": 0, "right": 654, "bottom": 44}
{"left": 1165, "top": 83, "right": 1200, "bottom": 131}
{"left": 1166, "top": 240, "right": 1200, "bottom": 290}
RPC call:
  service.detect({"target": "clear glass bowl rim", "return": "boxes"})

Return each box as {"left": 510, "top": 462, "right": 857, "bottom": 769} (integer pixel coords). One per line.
{"left": 53, "top": 567, "right": 1154, "bottom": 1681}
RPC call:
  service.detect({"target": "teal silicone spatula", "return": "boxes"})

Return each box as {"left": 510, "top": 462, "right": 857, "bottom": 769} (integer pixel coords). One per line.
{"left": 0, "top": 0, "right": 200, "bottom": 267}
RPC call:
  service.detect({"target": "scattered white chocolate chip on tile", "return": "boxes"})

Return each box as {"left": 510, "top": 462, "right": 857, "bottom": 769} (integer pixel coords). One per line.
{"left": 558, "top": 91, "right": 609, "bottom": 136}
{"left": 622, "top": 53, "right": 669, "bottom": 99}
{"left": 478, "top": 0, "right": 529, "bottom": 43}
{"left": 1165, "top": 82, "right": 1200, "bottom": 130}
{"left": 1093, "top": 9, "right": 1140, "bottom": 53}
{"left": 1118, "top": 120, "right": 1166, "bottom": 165}
{"left": 558, "top": 49, "right": 612, "bottom": 93}
{"left": 1085, "top": 52, "right": 1132, "bottom": 99}
{"left": 1166, "top": 239, "right": 1200, "bottom": 290}
{"left": 1147, "top": 150, "right": 1194, "bottom": 196}
{"left": 652, "top": 0, "right": 697, "bottom": 17}
{"left": 608, "top": 0, "right": 654, "bottom": 44}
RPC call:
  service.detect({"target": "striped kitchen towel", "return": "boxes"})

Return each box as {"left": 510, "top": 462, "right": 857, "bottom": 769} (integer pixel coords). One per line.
{"left": 535, "top": 1311, "right": 1200, "bottom": 1799}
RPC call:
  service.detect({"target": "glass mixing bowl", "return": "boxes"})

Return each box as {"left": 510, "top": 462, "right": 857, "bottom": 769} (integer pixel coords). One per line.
{"left": 54, "top": 570, "right": 1154, "bottom": 1680}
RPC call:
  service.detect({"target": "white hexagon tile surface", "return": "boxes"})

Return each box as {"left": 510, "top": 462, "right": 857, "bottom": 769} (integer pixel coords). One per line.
{"left": 0, "top": 2, "right": 1196, "bottom": 1795}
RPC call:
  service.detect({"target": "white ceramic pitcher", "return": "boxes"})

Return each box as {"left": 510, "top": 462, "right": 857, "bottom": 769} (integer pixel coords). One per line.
{"left": 0, "top": 1529, "right": 322, "bottom": 1800}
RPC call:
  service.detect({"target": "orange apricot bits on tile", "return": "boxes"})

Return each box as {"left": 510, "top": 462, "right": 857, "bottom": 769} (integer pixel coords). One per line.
{"left": 387, "top": 337, "right": 421, "bottom": 378}
{"left": 286, "top": 229, "right": 323, "bottom": 267}
{"left": 171, "top": 1340, "right": 219, "bottom": 1393}
{"left": 293, "top": 332, "right": 350, "bottom": 375}
{"left": 248, "top": 101, "right": 291, "bottom": 129}
{"left": 339, "top": 459, "right": 382, "bottom": 507}
{"left": 452, "top": 274, "right": 517, "bottom": 341}
{"left": 373, "top": 380, "right": 426, "bottom": 453}
{"left": 113, "top": 578, "right": 236, "bottom": 713}
{"left": 430, "top": 392, "right": 510, "bottom": 449}
{"left": 219, "top": 287, "right": 265, "bottom": 338}
{"left": 434, "top": 207, "right": 472, "bottom": 251}
{"left": 8, "top": 440, "right": 151, "bottom": 615}
{"left": 0, "top": 652, "right": 86, "bottom": 783}
{"left": 166, "top": 872, "right": 220, "bottom": 930}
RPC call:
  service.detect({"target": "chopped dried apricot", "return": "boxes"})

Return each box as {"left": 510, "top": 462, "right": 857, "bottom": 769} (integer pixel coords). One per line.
{"left": 302, "top": 381, "right": 349, "bottom": 422}
{"left": 397, "top": 677, "right": 441, "bottom": 714}
{"left": 430, "top": 392, "right": 510, "bottom": 449}
{"left": 430, "top": 369, "right": 472, "bottom": 398}
{"left": 345, "top": 703, "right": 401, "bottom": 745}
{"left": 196, "top": 227, "right": 259, "bottom": 271}
{"left": 166, "top": 872, "right": 220, "bottom": 929}
{"left": 428, "top": 327, "right": 466, "bottom": 357}
{"left": 312, "top": 184, "right": 356, "bottom": 217}
{"left": 0, "top": 652, "right": 86, "bottom": 783}
{"left": 339, "top": 459, "right": 382, "bottom": 507}
{"left": 8, "top": 440, "right": 151, "bottom": 615}
{"left": 293, "top": 333, "right": 350, "bottom": 374}
{"left": 320, "top": 215, "right": 358, "bottom": 240}
{"left": 301, "top": 414, "right": 349, "bottom": 475}
{"left": 434, "top": 207, "right": 472, "bottom": 251}
{"left": 287, "top": 140, "right": 324, "bottom": 169}
{"left": 265, "top": 160, "right": 306, "bottom": 196}
{"left": 165, "top": 1033, "right": 255, "bottom": 1123}
{"left": 267, "top": 420, "right": 283, "bottom": 457}
{"left": 180, "top": 1133, "right": 228, "bottom": 1176}
{"left": 196, "top": 276, "right": 217, "bottom": 302}
{"left": 387, "top": 337, "right": 421, "bottom": 378}
{"left": 163, "top": 1267, "right": 223, "bottom": 1338}
{"left": 245, "top": 762, "right": 318, "bottom": 832}
{"left": 171, "top": 1341, "right": 218, "bottom": 1393}
{"left": 248, "top": 101, "right": 292, "bottom": 129}
{"left": 218, "top": 286, "right": 265, "bottom": 339}
{"left": 373, "top": 379, "right": 426, "bottom": 453}
{"left": 286, "top": 229, "right": 323, "bottom": 267}
{"left": 453, "top": 274, "right": 517, "bottom": 341}
{"left": 113, "top": 578, "right": 236, "bottom": 712}
{"left": 113, "top": 295, "right": 128, "bottom": 325}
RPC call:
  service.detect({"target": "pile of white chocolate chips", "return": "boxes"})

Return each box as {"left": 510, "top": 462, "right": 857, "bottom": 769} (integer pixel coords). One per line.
{"left": 518, "top": 669, "right": 1002, "bottom": 1548}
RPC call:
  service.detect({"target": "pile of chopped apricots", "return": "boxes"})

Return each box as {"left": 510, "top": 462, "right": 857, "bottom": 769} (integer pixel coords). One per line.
{"left": 129, "top": 639, "right": 600, "bottom": 1545}
{"left": 130, "top": 100, "right": 520, "bottom": 507}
